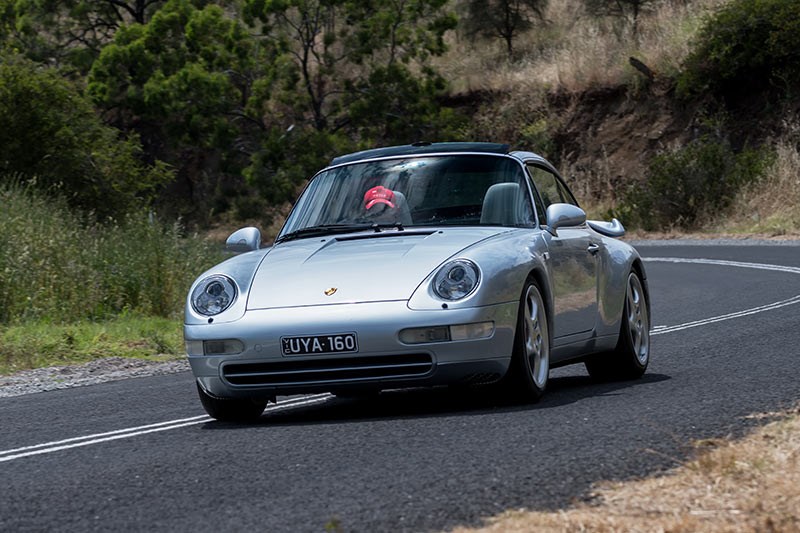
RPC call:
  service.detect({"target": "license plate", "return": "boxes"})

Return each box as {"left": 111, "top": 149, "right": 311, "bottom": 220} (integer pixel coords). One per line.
{"left": 281, "top": 333, "right": 358, "bottom": 356}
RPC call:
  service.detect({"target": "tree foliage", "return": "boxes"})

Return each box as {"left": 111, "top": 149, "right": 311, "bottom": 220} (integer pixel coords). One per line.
{"left": 243, "top": 0, "right": 458, "bottom": 135}
{"left": 88, "top": 0, "right": 275, "bottom": 219}
{"left": 0, "top": 0, "right": 167, "bottom": 73}
{"left": 2, "top": 0, "right": 461, "bottom": 222}
{"left": 678, "top": 0, "right": 800, "bottom": 101}
{"left": 237, "top": 0, "right": 460, "bottom": 202}
{"left": 461, "top": 0, "right": 547, "bottom": 58}
{"left": 616, "top": 136, "right": 773, "bottom": 230}
{"left": 0, "top": 55, "right": 171, "bottom": 217}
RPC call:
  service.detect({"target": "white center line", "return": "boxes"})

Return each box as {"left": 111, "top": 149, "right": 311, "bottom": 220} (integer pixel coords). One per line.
{"left": 645, "top": 257, "right": 800, "bottom": 335}
{"left": 0, "top": 394, "right": 332, "bottom": 463}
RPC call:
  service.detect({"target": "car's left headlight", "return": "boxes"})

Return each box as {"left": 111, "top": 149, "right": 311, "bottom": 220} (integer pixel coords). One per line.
{"left": 191, "top": 275, "right": 237, "bottom": 316}
{"left": 432, "top": 259, "right": 480, "bottom": 301}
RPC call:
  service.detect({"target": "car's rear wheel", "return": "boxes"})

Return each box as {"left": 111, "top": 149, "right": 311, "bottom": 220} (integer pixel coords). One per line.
{"left": 506, "top": 279, "right": 550, "bottom": 402}
{"left": 196, "top": 383, "right": 267, "bottom": 422}
{"left": 585, "top": 270, "right": 650, "bottom": 381}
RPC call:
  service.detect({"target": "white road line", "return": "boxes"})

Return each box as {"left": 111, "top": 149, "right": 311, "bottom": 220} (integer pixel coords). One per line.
{"left": 0, "top": 394, "right": 332, "bottom": 463}
{"left": 645, "top": 257, "right": 800, "bottom": 335}
{"left": 645, "top": 256, "right": 800, "bottom": 275}
{"left": 652, "top": 294, "right": 800, "bottom": 335}
{"left": 0, "top": 414, "right": 210, "bottom": 457}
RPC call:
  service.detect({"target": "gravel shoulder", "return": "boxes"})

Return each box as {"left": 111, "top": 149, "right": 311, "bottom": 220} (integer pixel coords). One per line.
{"left": 0, "top": 357, "right": 190, "bottom": 398}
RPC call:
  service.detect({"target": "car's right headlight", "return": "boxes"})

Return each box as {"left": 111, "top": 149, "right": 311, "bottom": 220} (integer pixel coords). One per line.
{"left": 191, "top": 275, "right": 237, "bottom": 316}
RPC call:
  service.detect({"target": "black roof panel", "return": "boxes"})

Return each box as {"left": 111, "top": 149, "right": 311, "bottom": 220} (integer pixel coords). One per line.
{"left": 330, "top": 142, "right": 510, "bottom": 166}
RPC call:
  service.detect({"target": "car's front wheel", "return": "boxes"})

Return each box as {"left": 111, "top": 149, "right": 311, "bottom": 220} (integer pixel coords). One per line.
{"left": 585, "top": 270, "right": 650, "bottom": 381}
{"left": 506, "top": 279, "right": 550, "bottom": 402}
{"left": 197, "top": 383, "right": 267, "bottom": 422}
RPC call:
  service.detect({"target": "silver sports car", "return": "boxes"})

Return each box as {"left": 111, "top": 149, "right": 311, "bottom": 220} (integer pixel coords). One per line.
{"left": 185, "top": 142, "right": 651, "bottom": 421}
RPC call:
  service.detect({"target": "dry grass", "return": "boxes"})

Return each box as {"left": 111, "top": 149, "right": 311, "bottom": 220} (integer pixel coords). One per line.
{"left": 438, "top": 0, "right": 728, "bottom": 96}
{"left": 451, "top": 406, "right": 800, "bottom": 533}
{"left": 712, "top": 137, "right": 800, "bottom": 237}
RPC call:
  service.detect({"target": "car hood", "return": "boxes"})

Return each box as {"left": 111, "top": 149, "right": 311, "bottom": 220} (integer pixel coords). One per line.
{"left": 247, "top": 228, "right": 507, "bottom": 309}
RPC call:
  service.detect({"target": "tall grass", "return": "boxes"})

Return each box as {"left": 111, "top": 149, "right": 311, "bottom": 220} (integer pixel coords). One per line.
{"left": 439, "top": 0, "right": 728, "bottom": 95}
{"left": 714, "top": 137, "right": 800, "bottom": 235}
{"left": 0, "top": 182, "right": 224, "bottom": 324}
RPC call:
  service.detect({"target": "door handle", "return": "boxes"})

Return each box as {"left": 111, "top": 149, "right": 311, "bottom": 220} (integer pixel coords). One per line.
{"left": 587, "top": 243, "right": 600, "bottom": 254}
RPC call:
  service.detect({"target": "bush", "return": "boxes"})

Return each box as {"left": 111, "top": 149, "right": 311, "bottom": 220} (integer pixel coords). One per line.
{"left": 0, "top": 54, "right": 172, "bottom": 218}
{"left": 616, "top": 137, "right": 773, "bottom": 230}
{"left": 678, "top": 0, "right": 800, "bottom": 99}
{"left": 0, "top": 182, "right": 223, "bottom": 324}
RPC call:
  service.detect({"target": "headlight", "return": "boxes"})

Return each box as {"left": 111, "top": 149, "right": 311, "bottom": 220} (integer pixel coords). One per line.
{"left": 191, "top": 275, "right": 237, "bottom": 316}
{"left": 432, "top": 259, "right": 480, "bottom": 301}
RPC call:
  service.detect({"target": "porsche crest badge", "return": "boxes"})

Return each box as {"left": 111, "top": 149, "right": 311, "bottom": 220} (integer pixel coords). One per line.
{"left": 324, "top": 287, "right": 338, "bottom": 296}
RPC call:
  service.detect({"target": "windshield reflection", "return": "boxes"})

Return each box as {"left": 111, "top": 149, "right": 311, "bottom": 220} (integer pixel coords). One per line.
{"left": 280, "top": 155, "right": 535, "bottom": 239}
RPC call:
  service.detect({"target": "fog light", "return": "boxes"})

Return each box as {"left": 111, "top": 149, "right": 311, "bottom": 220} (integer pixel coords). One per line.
{"left": 399, "top": 326, "right": 450, "bottom": 344}
{"left": 185, "top": 340, "right": 204, "bottom": 356}
{"left": 398, "top": 322, "right": 494, "bottom": 345}
{"left": 203, "top": 339, "right": 245, "bottom": 355}
{"left": 450, "top": 321, "right": 494, "bottom": 341}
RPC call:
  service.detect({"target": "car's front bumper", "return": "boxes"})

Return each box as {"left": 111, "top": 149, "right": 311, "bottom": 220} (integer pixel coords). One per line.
{"left": 185, "top": 300, "right": 518, "bottom": 398}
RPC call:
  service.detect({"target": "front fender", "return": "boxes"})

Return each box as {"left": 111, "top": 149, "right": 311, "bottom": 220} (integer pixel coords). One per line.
{"left": 595, "top": 236, "right": 645, "bottom": 337}
{"left": 408, "top": 229, "right": 548, "bottom": 311}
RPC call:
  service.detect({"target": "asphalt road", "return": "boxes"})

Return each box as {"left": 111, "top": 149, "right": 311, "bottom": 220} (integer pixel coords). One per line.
{"left": 2, "top": 242, "right": 800, "bottom": 532}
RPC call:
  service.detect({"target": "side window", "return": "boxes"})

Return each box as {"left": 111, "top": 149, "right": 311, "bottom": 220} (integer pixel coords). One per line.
{"left": 530, "top": 180, "right": 547, "bottom": 227}
{"left": 555, "top": 179, "right": 578, "bottom": 207}
{"left": 526, "top": 164, "right": 580, "bottom": 225}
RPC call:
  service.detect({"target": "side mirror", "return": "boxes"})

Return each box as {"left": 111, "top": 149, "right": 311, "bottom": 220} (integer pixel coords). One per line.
{"left": 545, "top": 203, "right": 586, "bottom": 235}
{"left": 226, "top": 227, "right": 261, "bottom": 253}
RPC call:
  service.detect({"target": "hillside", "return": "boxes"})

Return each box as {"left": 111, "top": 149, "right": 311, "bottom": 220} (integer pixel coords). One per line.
{"left": 438, "top": 0, "right": 800, "bottom": 234}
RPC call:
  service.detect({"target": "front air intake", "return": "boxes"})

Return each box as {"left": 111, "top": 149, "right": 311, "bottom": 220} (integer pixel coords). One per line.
{"left": 222, "top": 354, "right": 433, "bottom": 387}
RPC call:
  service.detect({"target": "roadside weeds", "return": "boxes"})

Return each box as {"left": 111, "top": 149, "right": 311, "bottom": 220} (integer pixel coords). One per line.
{"left": 452, "top": 406, "right": 800, "bottom": 533}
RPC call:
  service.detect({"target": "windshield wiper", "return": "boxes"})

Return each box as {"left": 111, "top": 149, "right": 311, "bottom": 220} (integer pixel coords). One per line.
{"left": 275, "top": 224, "right": 373, "bottom": 244}
{"left": 276, "top": 222, "right": 405, "bottom": 244}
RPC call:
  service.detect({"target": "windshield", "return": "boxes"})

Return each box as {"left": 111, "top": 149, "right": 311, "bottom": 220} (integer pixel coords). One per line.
{"left": 280, "top": 154, "right": 535, "bottom": 238}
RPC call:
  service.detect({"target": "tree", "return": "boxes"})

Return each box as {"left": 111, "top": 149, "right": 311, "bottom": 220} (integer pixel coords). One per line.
{"left": 0, "top": 54, "right": 171, "bottom": 217}
{"left": 236, "top": 0, "right": 461, "bottom": 202}
{"left": 0, "top": 0, "right": 167, "bottom": 73}
{"left": 243, "top": 0, "right": 458, "bottom": 139}
{"left": 88, "top": 0, "right": 277, "bottom": 219}
{"left": 88, "top": 0, "right": 461, "bottom": 215}
{"left": 678, "top": 0, "right": 800, "bottom": 100}
{"left": 461, "top": 0, "right": 547, "bottom": 59}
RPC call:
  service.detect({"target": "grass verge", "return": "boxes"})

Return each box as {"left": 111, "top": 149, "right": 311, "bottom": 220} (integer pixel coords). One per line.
{"left": 451, "top": 406, "right": 800, "bottom": 532}
{"left": 0, "top": 315, "right": 183, "bottom": 375}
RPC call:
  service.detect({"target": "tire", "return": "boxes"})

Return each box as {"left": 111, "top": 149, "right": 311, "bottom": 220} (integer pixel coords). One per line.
{"left": 585, "top": 270, "right": 650, "bottom": 381}
{"left": 196, "top": 383, "right": 267, "bottom": 422}
{"left": 505, "top": 279, "right": 550, "bottom": 402}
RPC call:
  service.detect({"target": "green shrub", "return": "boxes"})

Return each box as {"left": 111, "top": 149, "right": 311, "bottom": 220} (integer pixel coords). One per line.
{"left": 519, "top": 118, "right": 555, "bottom": 158}
{"left": 616, "top": 137, "right": 773, "bottom": 230}
{"left": 0, "top": 182, "right": 223, "bottom": 324}
{"left": 678, "top": 0, "right": 800, "bottom": 99}
{"left": 0, "top": 54, "right": 172, "bottom": 218}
